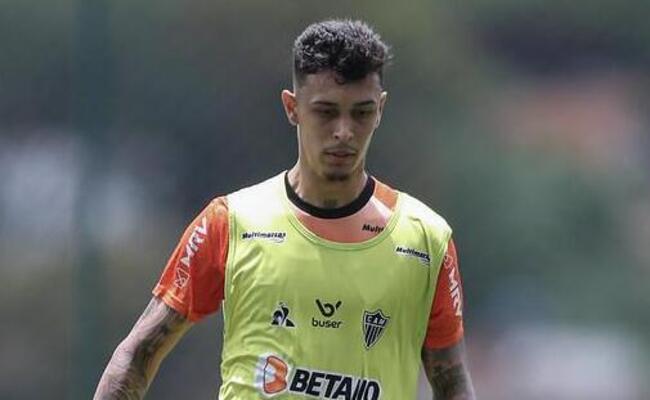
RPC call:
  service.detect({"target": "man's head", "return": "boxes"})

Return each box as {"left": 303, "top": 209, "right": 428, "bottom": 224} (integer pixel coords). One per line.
{"left": 282, "top": 20, "right": 391, "bottom": 182}
{"left": 292, "top": 19, "right": 391, "bottom": 88}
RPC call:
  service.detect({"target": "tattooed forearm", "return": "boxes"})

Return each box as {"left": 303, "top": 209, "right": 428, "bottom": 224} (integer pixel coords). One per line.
{"left": 94, "top": 344, "right": 147, "bottom": 399}
{"left": 427, "top": 360, "right": 472, "bottom": 399}
{"left": 422, "top": 340, "right": 476, "bottom": 400}
{"left": 94, "top": 297, "right": 192, "bottom": 399}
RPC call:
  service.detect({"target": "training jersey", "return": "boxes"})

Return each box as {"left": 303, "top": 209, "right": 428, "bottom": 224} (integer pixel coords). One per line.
{"left": 153, "top": 172, "right": 466, "bottom": 399}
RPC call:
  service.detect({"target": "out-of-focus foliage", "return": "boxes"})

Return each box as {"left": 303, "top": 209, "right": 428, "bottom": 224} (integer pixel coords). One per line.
{"left": 1, "top": 0, "right": 648, "bottom": 399}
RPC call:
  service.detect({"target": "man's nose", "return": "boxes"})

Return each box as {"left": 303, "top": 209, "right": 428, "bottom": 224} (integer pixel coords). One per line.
{"left": 333, "top": 116, "right": 354, "bottom": 142}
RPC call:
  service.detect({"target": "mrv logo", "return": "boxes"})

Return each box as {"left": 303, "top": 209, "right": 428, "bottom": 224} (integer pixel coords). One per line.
{"left": 256, "top": 354, "right": 382, "bottom": 399}
{"left": 313, "top": 299, "right": 343, "bottom": 329}
{"left": 174, "top": 216, "right": 207, "bottom": 289}
{"left": 180, "top": 216, "right": 208, "bottom": 268}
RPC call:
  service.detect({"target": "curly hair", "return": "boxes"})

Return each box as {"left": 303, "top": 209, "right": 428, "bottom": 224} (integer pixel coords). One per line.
{"left": 293, "top": 19, "right": 391, "bottom": 86}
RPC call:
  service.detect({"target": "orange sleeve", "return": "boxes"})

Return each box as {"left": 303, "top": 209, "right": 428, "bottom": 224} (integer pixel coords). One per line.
{"left": 423, "top": 238, "right": 465, "bottom": 349}
{"left": 152, "top": 196, "right": 229, "bottom": 322}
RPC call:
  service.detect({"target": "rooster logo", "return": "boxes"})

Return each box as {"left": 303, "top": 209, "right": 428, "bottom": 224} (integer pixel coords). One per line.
{"left": 271, "top": 302, "right": 295, "bottom": 328}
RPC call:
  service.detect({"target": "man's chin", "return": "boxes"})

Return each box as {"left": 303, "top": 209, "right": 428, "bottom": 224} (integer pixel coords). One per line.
{"left": 323, "top": 171, "right": 351, "bottom": 182}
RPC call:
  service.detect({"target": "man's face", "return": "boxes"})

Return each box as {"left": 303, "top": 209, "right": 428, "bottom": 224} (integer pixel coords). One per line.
{"left": 282, "top": 71, "right": 387, "bottom": 182}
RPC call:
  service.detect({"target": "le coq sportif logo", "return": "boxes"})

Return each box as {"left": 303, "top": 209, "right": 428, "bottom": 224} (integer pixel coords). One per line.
{"left": 271, "top": 302, "right": 295, "bottom": 328}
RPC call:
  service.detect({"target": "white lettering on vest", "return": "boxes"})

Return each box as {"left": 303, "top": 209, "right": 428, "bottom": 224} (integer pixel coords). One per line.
{"left": 448, "top": 267, "right": 462, "bottom": 317}
{"left": 258, "top": 354, "right": 382, "bottom": 399}
{"left": 180, "top": 216, "right": 207, "bottom": 268}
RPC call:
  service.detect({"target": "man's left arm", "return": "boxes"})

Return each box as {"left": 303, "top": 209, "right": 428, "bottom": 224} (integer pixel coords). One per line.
{"left": 422, "top": 340, "right": 476, "bottom": 400}
{"left": 422, "top": 239, "right": 476, "bottom": 399}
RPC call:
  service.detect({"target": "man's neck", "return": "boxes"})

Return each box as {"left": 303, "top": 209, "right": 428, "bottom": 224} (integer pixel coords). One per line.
{"left": 287, "top": 165, "right": 368, "bottom": 209}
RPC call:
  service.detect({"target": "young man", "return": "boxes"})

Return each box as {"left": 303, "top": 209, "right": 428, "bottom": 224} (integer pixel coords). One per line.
{"left": 95, "top": 20, "right": 475, "bottom": 399}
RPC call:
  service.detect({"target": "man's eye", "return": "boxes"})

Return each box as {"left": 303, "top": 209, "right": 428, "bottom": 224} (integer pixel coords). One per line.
{"left": 316, "top": 109, "right": 336, "bottom": 117}
{"left": 354, "top": 109, "right": 373, "bottom": 118}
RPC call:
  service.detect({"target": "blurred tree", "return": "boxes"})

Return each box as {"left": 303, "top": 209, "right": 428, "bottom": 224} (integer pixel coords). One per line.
{"left": 70, "top": 0, "right": 114, "bottom": 397}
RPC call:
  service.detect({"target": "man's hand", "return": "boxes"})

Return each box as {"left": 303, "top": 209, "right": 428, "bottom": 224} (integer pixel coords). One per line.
{"left": 422, "top": 339, "right": 476, "bottom": 400}
{"left": 94, "top": 297, "right": 192, "bottom": 399}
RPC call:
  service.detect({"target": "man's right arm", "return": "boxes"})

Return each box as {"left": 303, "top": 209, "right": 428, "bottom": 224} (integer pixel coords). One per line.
{"left": 95, "top": 197, "right": 228, "bottom": 398}
{"left": 94, "top": 296, "right": 193, "bottom": 399}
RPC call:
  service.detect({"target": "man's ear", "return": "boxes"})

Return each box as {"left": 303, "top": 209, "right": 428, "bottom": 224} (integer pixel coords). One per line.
{"left": 281, "top": 90, "right": 298, "bottom": 126}
{"left": 375, "top": 91, "right": 388, "bottom": 128}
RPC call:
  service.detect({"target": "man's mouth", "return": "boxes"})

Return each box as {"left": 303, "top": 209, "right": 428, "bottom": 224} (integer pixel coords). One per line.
{"left": 324, "top": 148, "right": 356, "bottom": 158}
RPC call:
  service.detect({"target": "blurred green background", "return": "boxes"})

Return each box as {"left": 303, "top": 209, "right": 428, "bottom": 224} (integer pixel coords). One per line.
{"left": 1, "top": 0, "right": 649, "bottom": 399}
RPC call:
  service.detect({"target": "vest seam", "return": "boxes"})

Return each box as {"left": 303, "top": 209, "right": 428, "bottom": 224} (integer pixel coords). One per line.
{"left": 415, "top": 223, "right": 452, "bottom": 351}
{"left": 222, "top": 196, "right": 238, "bottom": 339}
{"left": 422, "top": 225, "right": 451, "bottom": 347}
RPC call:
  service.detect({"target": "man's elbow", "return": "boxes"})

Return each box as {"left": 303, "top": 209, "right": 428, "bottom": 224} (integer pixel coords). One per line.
{"left": 94, "top": 339, "right": 149, "bottom": 399}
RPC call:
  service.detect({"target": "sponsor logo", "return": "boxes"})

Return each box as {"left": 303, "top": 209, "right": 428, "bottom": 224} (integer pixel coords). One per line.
{"left": 180, "top": 216, "right": 208, "bottom": 268}
{"left": 271, "top": 302, "right": 295, "bottom": 328}
{"left": 316, "top": 299, "right": 342, "bottom": 317}
{"left": 448, "top": 267, "right": 463, "bottom": 317}
{"left": 174, "top": 269, "right": 190, "bottom": 289}
{"left": 443, "top": 252, "right": 454, "bottom": 270}
{"left": 361, "top": 224, "right": 384, "bottom": 233}
{"left": 174, "top": 216, "right": 208, "bottom": 288}
{"left": 256, "top": 354, "right": 382, "bottom": 399}
{"left": 362, "top": 310, "right": 389, "bottom": 349}
{"left": 313, "top": 299, "right": 343, "bottom": 329}
{"left": 394, "top": 246, "right": 430, "bottom": 266}
{"left": 242, "top": 231, "right": 287, "bottom": 243}
{"left": 257, "top": 354, "right": 290, "bottom": 395}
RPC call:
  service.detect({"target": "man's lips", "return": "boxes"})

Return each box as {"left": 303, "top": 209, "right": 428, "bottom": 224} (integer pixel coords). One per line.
{"left": 323, "top": 150, "right": 356, "bottom": 165}
{"left": 324, "top": 148, "right": 356, "bottom": 157}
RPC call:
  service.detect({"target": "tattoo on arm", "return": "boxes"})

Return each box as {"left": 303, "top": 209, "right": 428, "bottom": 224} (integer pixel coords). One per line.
{"left": 422, "top": 340, "right": 476, "bottom": 400}
{"left": 94, "top": 297, "right": 192, "bottom": 399}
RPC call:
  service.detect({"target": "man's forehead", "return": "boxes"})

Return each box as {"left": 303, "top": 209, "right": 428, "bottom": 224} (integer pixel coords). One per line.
{"left": 297, "top": 71, "right": 383, "bottom": 103}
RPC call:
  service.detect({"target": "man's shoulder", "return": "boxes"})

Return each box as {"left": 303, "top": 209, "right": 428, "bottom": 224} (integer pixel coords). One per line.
{"left": 395, "top": 189, "right": 451, "bottom": 232}
{"left": 210, "top": 172, "right": 286, "bottom": 218}
{"left": 227, "top": 172, "right": 284, "bottom": 199}
{"left": 371, "top": 175, "right": 451, "bottom": 232}
{"left": 200, "top": 172, "right": 284, "bottom": 214}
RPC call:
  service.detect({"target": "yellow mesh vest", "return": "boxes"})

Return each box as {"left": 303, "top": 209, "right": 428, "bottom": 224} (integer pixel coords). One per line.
{"left": 219, "top": 173, "right": 451, "bottom": 399}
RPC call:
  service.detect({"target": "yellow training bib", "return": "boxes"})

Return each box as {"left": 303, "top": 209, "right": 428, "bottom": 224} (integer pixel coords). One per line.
{"left": 219, "top": 173, "right": 451, "bottom": 400}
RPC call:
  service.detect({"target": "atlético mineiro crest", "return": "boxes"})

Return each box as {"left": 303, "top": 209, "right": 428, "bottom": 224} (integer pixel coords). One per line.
{"left": 362, "top": 309, "right": 390, "bottom": 349}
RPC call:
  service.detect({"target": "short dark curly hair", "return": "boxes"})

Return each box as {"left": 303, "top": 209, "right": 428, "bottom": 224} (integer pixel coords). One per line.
{"left": 293, "top": 19, "right": 391, "bottom": 86}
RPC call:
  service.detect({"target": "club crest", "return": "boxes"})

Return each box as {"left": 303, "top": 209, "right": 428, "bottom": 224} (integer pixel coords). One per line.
{"left": 362, "top": 309, "right": 390, "bottom": 349}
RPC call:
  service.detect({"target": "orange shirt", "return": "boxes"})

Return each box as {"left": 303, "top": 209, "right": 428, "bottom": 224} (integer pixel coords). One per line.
{"left": 154, "top": 176, "right": 465, "bottom": 349}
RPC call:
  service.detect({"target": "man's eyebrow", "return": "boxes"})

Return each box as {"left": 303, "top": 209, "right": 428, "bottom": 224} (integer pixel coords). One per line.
{"left": 310, "top": 100, "right": 377, "bottom": 107}
{"left": 311, "top": 100, "right": 337, "bottom": 107}
{"left": 353, "top": 100, "right": 377, "bottom": 107}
